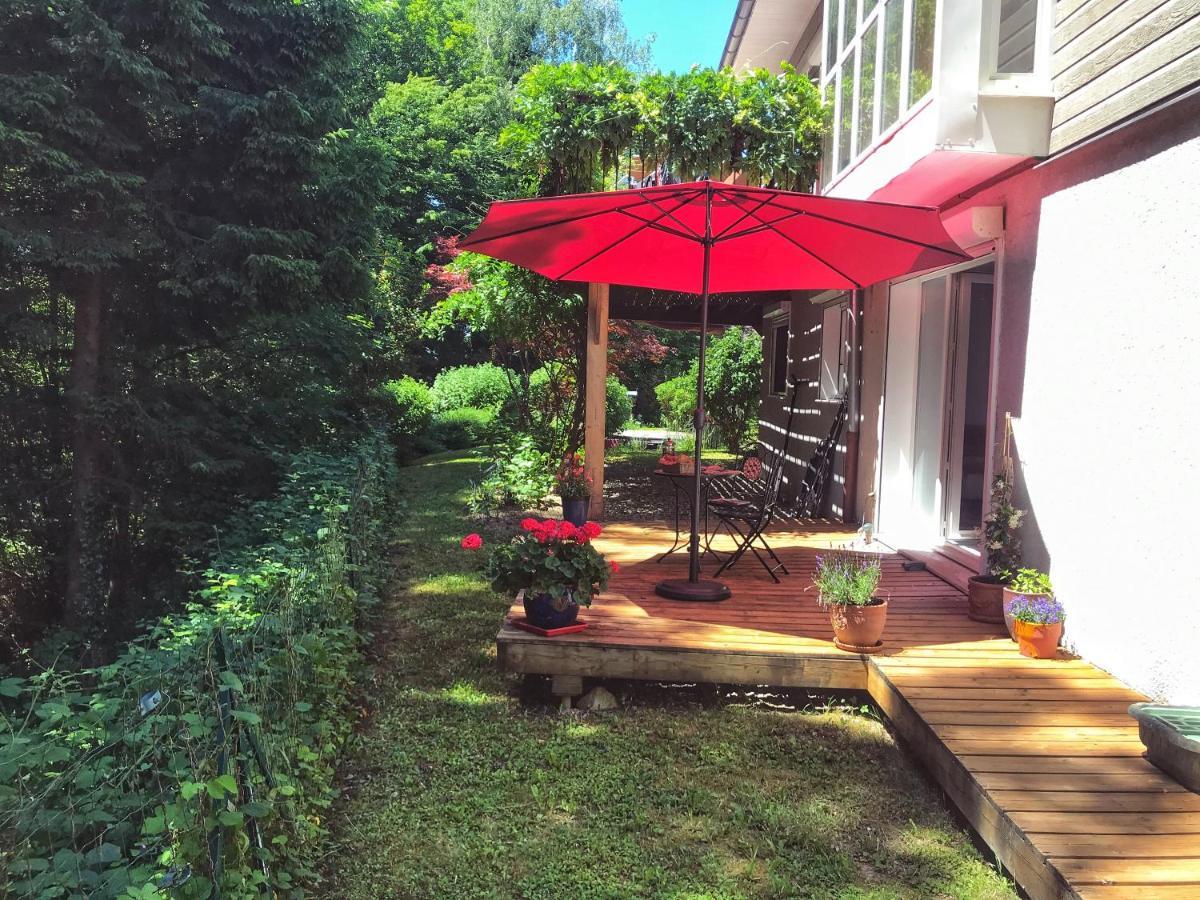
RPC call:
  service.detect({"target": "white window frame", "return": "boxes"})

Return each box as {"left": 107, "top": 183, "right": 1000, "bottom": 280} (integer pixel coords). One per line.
{"left": 818, "top": 299, "right": 850, "bottom": 402}
{"left": 768, "top": 317, "right": 791, "bottom": 397}
{"left": 980, "top": 0, "right": 1053, "bottom": 88}
{"left": 820, "top": 0, "right": 938, "bottom": 181}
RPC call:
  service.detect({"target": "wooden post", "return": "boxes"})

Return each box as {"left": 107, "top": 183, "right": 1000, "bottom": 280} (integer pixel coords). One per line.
{"left": 584, "top": 283, "right": 609, "bottom": 517}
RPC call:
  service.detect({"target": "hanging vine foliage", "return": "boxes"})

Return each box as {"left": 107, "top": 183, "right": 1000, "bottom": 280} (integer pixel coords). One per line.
{"left": 501, "top": 61, "right": 828, "bottom": 196}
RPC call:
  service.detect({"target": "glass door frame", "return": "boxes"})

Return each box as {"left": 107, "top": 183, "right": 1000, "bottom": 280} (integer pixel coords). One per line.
{"left": 942, "top": 272, "right": 996, "bottom": 544}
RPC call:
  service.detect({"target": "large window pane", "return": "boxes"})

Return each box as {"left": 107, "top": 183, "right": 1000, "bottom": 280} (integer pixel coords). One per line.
{"left": 857, "top": 20, "right": 877, "bottom": 152}
{"left": 841, "top": 0, "right": 855, "bottom": 53}
{"left": 909, "top": 0, "right": 935, "bottom": 107}
{"left": 880, "top": 0, "right": 902, "bottom": 131}
{"left": 997, "top": 0, "right": 1037, "bottom": 73}
{"left": 837, "top": 65, "right": 853, "bottom": 172}
{"left": 826, "top": 0, "right": 841, "bottom": 73}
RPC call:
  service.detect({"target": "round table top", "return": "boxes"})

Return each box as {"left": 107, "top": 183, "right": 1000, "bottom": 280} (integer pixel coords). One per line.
{"left": 653, "top": 466, "right": 738, "bottom": 479}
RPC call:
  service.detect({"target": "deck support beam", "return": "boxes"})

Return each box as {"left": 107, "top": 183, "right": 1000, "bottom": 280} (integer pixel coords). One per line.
{"left": 584, "top": 283, "right": 609, "bottom": 517}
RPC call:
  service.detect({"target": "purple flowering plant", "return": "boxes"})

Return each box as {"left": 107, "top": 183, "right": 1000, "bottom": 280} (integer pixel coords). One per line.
{"left": 1008, "top": 594, "right": 1065, "bottom": 625}
{"left": 812, "top": 549, "right": 882, "bottom": 607}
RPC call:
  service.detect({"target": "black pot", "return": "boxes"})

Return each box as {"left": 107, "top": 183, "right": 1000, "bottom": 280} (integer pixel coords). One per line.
{"left": 561, "top": 496, "right": 590, "bottom": 526}
{"left": 523, "top": 591, "right": 579, "bottom": 629}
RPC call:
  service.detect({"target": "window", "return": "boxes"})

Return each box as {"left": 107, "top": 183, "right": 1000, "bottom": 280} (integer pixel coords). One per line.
{"left": 995, "top": 0, "right": 1038, "bottom": 74}
{"left": 822, "top": 0, "right": 938, "bottom": 179}
{"left": 770, "top": 322, "right": 790, "bottom": 396}
{"left": 819, "top": 301, "right": 850, "bottom": 401}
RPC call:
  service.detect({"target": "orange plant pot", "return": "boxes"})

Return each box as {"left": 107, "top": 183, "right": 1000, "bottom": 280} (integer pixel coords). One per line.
{"left": 1013, "top": 620, "right": 1063, "bottom": 659}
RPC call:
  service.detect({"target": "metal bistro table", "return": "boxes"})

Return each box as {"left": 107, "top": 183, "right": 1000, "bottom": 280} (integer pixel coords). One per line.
{"left": 653, "top": 466, "right": 738, "bottom": 563}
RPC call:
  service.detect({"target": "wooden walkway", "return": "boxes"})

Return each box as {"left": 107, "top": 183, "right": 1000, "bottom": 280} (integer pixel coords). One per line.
{"left": 496, "top": 522, "right": 1200, "bottom": 900}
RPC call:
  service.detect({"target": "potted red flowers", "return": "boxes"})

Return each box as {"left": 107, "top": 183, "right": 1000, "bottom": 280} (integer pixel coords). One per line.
{"left": 556, "top": 454, "right": 592, "bottom": 526}
{"left": 464, "top": 518, "right": 614, "bottom": 629}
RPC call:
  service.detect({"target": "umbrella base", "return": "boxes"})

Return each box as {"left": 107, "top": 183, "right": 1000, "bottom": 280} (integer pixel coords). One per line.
{"left": 655, "top": 578, "right": 731, "bottom": 602}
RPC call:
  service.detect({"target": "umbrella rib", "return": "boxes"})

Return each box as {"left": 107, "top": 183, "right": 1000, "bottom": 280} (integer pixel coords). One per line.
{"left": 460, "top": 188, "right": 700, "bottom": 248}
{"left": 711, "top": 193, "right": 780, "bottom": 240}
{"left": 761, "top": 196, "right": 970, "bottom": 258}
{"left": 552, "top": 193, "right": 698, "bottom": 282}
{"left": 639, "top": 191, "right": 705, "bottom": 240}
{"left": 614, "top": 208, "right": 700, "bottom": 242}
{"left": 713, "top": 208, "right": 808, "bottom": 243}
{"left": 724, "top": 193, "right": 865, "bottom": 288}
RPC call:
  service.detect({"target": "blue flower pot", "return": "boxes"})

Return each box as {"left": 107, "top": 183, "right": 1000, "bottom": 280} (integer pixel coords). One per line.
{"left": 523, "top": 591, "right": 579, "bottom": 630}
{"left": 561, "top": 497, "right": 590, "bottom": 526}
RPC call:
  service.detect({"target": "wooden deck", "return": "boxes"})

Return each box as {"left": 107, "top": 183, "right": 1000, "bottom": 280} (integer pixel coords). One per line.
{"left": 496, "top": 522, "right": 1200, "bottom": 900}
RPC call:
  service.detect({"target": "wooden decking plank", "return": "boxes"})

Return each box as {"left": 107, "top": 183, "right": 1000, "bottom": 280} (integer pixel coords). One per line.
{"left": 1052, "top": 857, "right": 1200, "bottom": 884}
{"left": 1009, "top": 811, "right": 1200, "bottom": 833}
{"left": 989, "top": 790, "right": 1200, "bottom": 812}
{"left": 959, "top": 755, "right": 1163, "bottom": 775}
{"left": 1029, "top": 833, "right": 1200, "bottom": 856}
{"left": 975, "top": 772, "right": 1189, "bottom": 792}
{"left": 1076, "top": 887, "right": 1200, "bottom": 899}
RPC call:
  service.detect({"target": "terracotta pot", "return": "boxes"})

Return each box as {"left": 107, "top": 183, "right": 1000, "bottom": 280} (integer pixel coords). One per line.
{"left": 967, "top": 576, "right": 1005, "bottom": 624}
{"left": 1002, "top": 588, "right": 1052, "bottom": 640}
{"left": 523, "top": 591, "right": 579, "bottom": 630}
{"left": 1013, "top": 619, "right": 1063, "bottom": 659}
{"left": 827, "top": 598, "right": 888, "bottom": 653}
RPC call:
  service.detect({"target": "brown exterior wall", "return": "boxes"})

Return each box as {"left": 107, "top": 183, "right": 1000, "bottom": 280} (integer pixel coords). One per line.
{"left": 757, "top": 293, "right": 848, "bottom": 518}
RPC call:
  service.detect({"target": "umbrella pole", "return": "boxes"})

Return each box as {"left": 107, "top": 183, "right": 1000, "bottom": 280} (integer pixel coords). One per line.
{"left": 656, "top": 181, "right": 730, "bottom": 603}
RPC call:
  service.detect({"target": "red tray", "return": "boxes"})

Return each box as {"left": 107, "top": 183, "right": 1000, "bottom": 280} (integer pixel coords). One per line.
{"left": 509, "top": 617, "right": 589, "bottom": 637}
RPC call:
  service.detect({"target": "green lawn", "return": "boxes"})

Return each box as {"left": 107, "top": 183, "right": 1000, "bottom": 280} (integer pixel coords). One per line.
{"left": 325, "top": 451, "right": 1016, "bottom": 899}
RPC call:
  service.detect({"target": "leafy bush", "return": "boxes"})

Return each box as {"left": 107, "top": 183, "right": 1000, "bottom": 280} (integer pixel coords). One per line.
{"left": 0, "top": 437, "right": 396, "bottom": 898}
{"left": 431, "top": 363, "right": 515, "bottom": 413}
{"left": 430, "top": 406, "right": 497, "bottom": 450}
{"left": 653, "top": 328, "right": 762, "bottom": 453}
{"left": 382, "top": 376, "right": 433, "bottom": 446}
{"left": 468, "top": 435, "right": 554, "bottom": 514}
{"left": 605, "top": 376, "right": 633, "bottom": 434}
{"left": 655, "top": 374, "right": 694, "bottom": 432}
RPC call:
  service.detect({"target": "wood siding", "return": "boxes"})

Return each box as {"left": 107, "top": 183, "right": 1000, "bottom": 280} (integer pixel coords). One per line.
{"left": 758, "top": 296, "right": 848, "bottom": 517}
{"left": 1050, "top": 0, "right": 1200, "bottom": 152}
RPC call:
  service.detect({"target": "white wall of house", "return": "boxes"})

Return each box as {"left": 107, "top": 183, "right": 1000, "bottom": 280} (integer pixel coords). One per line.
{"left": 986, "top": 95, "right": 1200, "bottom": 703}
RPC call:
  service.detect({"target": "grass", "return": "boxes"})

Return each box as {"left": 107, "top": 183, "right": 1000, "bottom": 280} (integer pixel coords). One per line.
{"left": 324, "top": 451, "right": 1017, "bottom": 899}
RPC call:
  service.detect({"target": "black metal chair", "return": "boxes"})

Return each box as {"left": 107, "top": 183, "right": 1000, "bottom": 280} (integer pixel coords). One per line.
{"left": 706, "top": 382, "right": 801, "bottom": 582}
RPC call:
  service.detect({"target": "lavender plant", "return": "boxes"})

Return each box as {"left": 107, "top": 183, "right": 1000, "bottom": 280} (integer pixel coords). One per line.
{"left": 1008, "top": 595, "right": 1066, "bottom": 625}
{"left": 813, "top": 550, "right": 883, "bottom": 606}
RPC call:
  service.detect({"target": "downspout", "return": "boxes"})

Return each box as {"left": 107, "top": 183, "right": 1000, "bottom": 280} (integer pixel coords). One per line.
{"left": 842, "top": 288, "right": 862, "bottom": 524}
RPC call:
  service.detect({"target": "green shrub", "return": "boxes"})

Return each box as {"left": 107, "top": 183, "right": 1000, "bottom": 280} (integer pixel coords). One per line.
{"left": 431, "top": 363, "right": 515, "bottom": 413}
{"left": 605, "top": 376, "right": 633, "bottom": 434}
{"left": 468, "top": 435, "right": 554, "bottom": 514}
{"left": 382, "top": 376, "right": 433, "bottom": 446}
{"left": 655, "top": 373, "right": 695, "bottom": 432}
{"left": 431, "top": 406, "right": 497, "bottom": 450}
{"left": 0, "top": 437, "right": 396, "bottom": 899}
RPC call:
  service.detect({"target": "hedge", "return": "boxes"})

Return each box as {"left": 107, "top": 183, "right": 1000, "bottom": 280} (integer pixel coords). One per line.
{"left": 0, "top": 435, "right": 397, "bottom": 899}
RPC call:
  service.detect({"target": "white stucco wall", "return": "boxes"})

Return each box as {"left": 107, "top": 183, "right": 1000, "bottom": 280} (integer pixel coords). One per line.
{"left": 991, "top": 98, "right": 1200, "bottom": 703}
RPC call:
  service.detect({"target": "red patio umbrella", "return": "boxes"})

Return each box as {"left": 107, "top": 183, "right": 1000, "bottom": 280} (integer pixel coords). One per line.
{"left": 461, "top": 179, "right": 967, "bottom": 601}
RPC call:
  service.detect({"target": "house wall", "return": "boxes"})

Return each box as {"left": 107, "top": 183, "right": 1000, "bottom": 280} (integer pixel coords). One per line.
{"left": 758, "top": 295, "right": 847, "bottom": 517}
{"left": 976, "top": 91, "right": 1200, "bottom": 703}
{"left": 1049, "top": 0, "right": 1200, "bottom": 152}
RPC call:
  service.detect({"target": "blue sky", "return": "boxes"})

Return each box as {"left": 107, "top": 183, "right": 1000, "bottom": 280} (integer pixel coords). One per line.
{"left": 618, "top": 0, "right": 737, "bottom": 73}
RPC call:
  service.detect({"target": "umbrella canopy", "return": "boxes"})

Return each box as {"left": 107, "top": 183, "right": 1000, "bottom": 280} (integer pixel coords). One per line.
{"left": 460, "top": 180, "right": 967, "bottom": 293}
{"left": 461, "top": 180, "right": 968, "bottom": 601}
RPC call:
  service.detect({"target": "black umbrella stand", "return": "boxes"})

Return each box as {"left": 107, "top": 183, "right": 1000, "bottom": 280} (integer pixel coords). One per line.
{"left": 655, "top": 182, "right": 731, "bottom": 602}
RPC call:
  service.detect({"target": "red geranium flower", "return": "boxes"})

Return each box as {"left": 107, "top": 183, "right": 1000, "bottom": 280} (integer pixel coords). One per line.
{"left": 460, "top": 533, "right": 483, "bottom": 550}
{"left": 581, "top": 522, "right": 602, "bottom": 540}
{"left": 609, "top": 560, "right": 620, "bottom": 574}
{"left": 520, "top": 518, "right": 538, "bottom": 531}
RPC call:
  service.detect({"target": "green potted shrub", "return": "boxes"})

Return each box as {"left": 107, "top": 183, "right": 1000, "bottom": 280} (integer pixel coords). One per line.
{"left": 969, "top": 472, "right": 1024, "bottom": 624}
{"left": 1008, "top": 595, "right": 1065, "bottom": 659}
{"left": 465, "top": 518, "right": 614, "bottom": 629}
{"left": 556, "top": 453, "right": 592, "bottom": 525}
{"left": 813, "top": 550, "right": 887, "bottom": 653}
{"left": 1003, "top": 567, "right": 1053, "bottom": 640}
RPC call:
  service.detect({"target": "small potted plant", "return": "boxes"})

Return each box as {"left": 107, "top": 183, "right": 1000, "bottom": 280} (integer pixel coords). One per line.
{"left": 466, "top": 518, "right": 614, "bottom": 629}
{"left": 813, "top": 550, "right": 887, "bottom": 653}
{"left": 1002, "top": 567, "right": 1053, "bottom": 640}
{"left": 556, "top": 454, "right": 592, "bottom": 526}
{"left": 1008, "top": 595, "right": 1065, "bottom": 659}
{"left": 969, "top": 471, "right": 1024, "bottom": 624}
